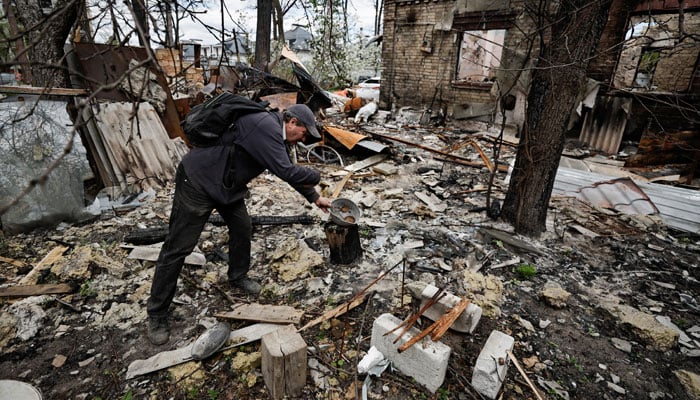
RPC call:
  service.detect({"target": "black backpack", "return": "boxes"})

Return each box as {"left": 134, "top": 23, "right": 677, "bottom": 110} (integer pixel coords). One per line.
{"left": 181, "top": 92, "right": 272, "bottom": 147}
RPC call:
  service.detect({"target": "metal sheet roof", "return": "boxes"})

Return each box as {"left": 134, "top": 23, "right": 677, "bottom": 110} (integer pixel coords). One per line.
{"left": 575, "top": 177, "right": 659, "bottom": 215}
{"left": 554, "top": 166, "right": 700, "bottom": 234}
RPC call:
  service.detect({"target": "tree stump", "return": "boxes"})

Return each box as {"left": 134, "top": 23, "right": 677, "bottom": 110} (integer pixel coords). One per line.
{"left": 261, "top": 325, "right": 307, "bottom": 399}
{"left": 324, "top": 222, "right": 363, "bottom": 264}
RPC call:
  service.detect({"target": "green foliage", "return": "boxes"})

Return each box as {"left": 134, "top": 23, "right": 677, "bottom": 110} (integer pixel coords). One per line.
{"left": 359, "top": 227, "right": 372, "bottom": 238}
{"left": 79, "top": 280, "right": 97, "bottom": 297}
{"left": 207, "top": 389, "right": 220, "bottom": 400}
{"left": 567, "top": 356, "right": 584, "bottom": 373}
{"left": 639, "top": 50, "right": 661, "bottom": 73}
{"left": 514, "top": 263, "right": 537, "bottom": 279}
{"left": 186, "top": 386, "right": 200, "bottom": 400}
{"left": 121, "top": 391, "right": 133, "bottom": 400}
{"left": 674, "top": 318, "right": 689, "bottom": 329}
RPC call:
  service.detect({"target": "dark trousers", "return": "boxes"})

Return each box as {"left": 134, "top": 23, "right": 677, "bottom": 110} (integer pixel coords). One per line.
{"left": 147, "top": 164, "right": 252, "bottom": 318}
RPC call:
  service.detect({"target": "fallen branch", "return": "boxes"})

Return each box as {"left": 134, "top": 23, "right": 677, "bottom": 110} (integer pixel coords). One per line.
{"left": 507, "top": 350, "right": 544, "bottom": 400}
{"left": 367, "top": 131, "right": 502, "bottom": 171}
{"left": 296, "top": 291, "right": 370, "bottom": 332}
{"left": 298, "top": 259, "right": 404, "bottom": 332}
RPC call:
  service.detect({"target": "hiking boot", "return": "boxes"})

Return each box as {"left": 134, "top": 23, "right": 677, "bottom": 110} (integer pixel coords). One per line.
{"left": 229, "top": 277, "right": 262, "bottom": 295}
{"left": 148, "top": 316, "right": 170, "bottom": 345}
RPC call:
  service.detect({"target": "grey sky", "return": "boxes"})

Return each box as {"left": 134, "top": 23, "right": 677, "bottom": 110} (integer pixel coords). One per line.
{"left": 177, "top": 0, "right": 379, "bottom": 44}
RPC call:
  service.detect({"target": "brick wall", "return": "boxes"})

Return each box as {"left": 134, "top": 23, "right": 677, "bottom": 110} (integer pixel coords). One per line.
{"left": 154, "top": 48, "right": 205, "bottom": 85}
{"left": 587, "top": 0, "right": 634, "bottom": 87}
{"left": 380, "top": 0, "right": 534, "bottom": 120}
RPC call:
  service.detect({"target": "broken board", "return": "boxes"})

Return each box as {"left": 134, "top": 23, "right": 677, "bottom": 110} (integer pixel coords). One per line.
{"left": 215, "top": 303, "right": 304, "bottom": 325}
{"left": 19, "top": 245, "right": 68, "bottom": 285}
{"left": 332, "top": 154, "right": 388, "bottom": 176}
{"left": 0, "top": 283, "right": 73, "bottom": 297}
{"left": 125, "top": 323, "right": 284, "bottom": 379}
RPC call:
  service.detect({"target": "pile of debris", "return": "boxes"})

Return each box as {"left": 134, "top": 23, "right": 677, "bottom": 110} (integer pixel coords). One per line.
{"left": 1, "top": 111, "right": 699, "bottom": 399}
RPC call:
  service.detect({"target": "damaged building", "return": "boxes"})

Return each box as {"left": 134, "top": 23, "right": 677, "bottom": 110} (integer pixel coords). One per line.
{"left": 380, "top": 0, "right": 700, "bottom": 182}
{"left": 1, "top": 1, "right": 700, "bottom": 398}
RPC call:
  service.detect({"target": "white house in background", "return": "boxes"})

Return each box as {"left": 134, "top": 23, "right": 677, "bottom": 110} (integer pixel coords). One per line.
{"left": 181, "top": 34, "right": 252, "bottom": 70}
{"left": 284, "top": 25, "right": 314, "bottom": 68}
{"left": 285, "top": 25, "right": 312, "bottom": 52}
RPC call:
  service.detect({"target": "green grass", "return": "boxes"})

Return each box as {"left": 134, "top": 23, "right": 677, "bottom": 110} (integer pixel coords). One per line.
{"left": 514, "top": 263, "right": 537, "bottom": 279}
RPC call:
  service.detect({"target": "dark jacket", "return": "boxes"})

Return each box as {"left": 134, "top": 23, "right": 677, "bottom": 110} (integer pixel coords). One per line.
{"left": 181, "top": 111, "right": 321, "bottom": 205}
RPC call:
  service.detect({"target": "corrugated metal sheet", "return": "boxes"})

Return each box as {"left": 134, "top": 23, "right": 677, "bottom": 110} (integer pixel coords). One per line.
{"left": 579, "top": 96, "right": 631, "bottom": 154}
{"left": 575, "top": 177, "right": 659, "bottom": 215}
{"left": 355, "top": 140, "right": 388, "bottom": 153}
{"left": 554, "top": 166, "right": 700, "bottom": 234}
{"left": 86, "top": 102, "right": 189, "bottom": 192}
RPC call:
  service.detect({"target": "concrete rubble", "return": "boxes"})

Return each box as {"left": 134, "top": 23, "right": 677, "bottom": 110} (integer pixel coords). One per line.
{"left": 0, "top": 117, "right": 698, "bottom": 399}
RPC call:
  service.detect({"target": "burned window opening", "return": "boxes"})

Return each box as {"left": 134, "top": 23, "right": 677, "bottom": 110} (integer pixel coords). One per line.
{"left": 454, "top": 29, "right": 505, "bottom": 88}
{"left": 613, "top": 11, "right": 698, "bottom": 92}
{"left": 634, "top": 48, "right": 662, "bottom": 89}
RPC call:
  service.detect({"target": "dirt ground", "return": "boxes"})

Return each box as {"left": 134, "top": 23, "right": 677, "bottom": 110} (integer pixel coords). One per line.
{"left": 1, "top": 128, "right": 699, "bottom": 400}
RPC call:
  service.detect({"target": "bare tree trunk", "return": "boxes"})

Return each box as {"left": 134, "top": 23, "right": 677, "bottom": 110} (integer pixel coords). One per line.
{"left": 255, "top": 0, "right": 272, "bottom": 71}
{"left": 501, "top": 0, "right": 614, "bottom": 236}
{"left": 374, "top": 0, "right": 383, "bottom": 37}
{"left": 272, "top": 0, "right": 285, "bottom": 41}
{"left": 2, "top": 0, "right": 31, "bottom": 82}
{"left": 132, "top": 0, "right": 149, "bottom": 46}
{"left": 156, "top": 1, "right": 174, "bottom": 47}
{"left": 14, "top": 0, "right": 79, "bottom": 87}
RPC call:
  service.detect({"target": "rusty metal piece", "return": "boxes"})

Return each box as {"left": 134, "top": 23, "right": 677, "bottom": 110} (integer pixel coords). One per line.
{"left": 428, "top": 297, "right": 470, "bottom": 342}
{"left": 397, "top": 296, "right": 470, "bottom": 353}
{"left": 367, "top": 130, "right": 506, "bottom": 171}
{"left": 325, "top": 125, "right": 368, "bottom": 150}
{"left": 384, "top": 287, "right": 445, "bottom": 343}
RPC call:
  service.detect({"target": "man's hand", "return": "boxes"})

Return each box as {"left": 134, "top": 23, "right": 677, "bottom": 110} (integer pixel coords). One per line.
{"left": 314, "top": 196, "right": 332, "bottom": 213}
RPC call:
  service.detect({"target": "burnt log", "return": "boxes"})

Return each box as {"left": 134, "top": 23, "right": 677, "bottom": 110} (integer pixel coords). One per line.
{"left": 124, "top": 214, "right": 315, "bottom": 245}
{"left": 323, "top": 222, "right": 362, "bottom": 264}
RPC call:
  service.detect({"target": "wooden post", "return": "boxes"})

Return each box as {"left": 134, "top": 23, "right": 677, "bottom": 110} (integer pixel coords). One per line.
{"left": 261, "top": 325, "right": 307, "bottom": 399}
{"left": 324, "top": 222, "right": 363, "bottom": 264}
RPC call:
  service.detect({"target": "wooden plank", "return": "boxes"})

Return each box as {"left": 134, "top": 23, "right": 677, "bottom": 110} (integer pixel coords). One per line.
{"left": 125, "top": 323, "right": 284, "bottom": 379}
{"left": 215, "top": 303, "right": 304, "bottom": 325}
{"left": 331, "top": 172, "right": 353, "bottom": 198}
{"left": 0, "top": 283, "right": 73, "bottom": 297}
{"left": 0, "top": 85, "right": 88, "bottom": 96}
{"left": 0, "top": 256, "right": 25, "bottom": 268}
{"left": 19, "top": 245, "right": 68, "bottom": 285}
{"left": 343, "top": 154, "right": 388, "bottom": 173}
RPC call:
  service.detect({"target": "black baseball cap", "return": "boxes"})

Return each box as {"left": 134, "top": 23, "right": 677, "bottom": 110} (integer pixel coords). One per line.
{"left": 286, "top": 104, "right": 321, "bottom": 139}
